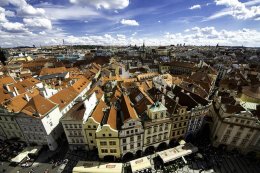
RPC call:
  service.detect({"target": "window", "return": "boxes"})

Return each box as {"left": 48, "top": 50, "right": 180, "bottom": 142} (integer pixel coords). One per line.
{"left": 130, "top": 144, "right": 134, "bottom": 149}
{"left": 101, "top": 149, "right": 108, "bottom": 153}
{"left": 109, "top": 141, "right": 116, "bottom": 145}
{"left": 221, "top": 135, "right": 229, "bottom": 143}
{"left": 137, "top": 143, "right": 141, "bottom": 147}
{"left": 100, "top": 141, "right": 107, "bottom": 146}
{"left": 126, "top": 131, "right": 129, "bottom": 134}
{"left": 102, "top": 134, "right": 105, "bottom": 137}
{"left": 93, "top": 125, "right": 96, "bottom": 128}
{"left": 177, "top": 131, "right": 180, "bottom": 135}
{"left": 71, "top": 139, "right": 75, "bottom": 143}
{"left": 65, "top": 124, "right": 68, "bottom": 129}
{"left": 90, "top": 140, "right": 93, "bottom": 144}
{"left": 89, "top": 133, "right": 92, "bottom": 136}
{"left": 123, "top": 139, "right": 126, "bottom": 143}
{"left": 131, "top": 130, "right": 134, "bottom": 134}
{"left": 130, "top": 137, "right": 134, "bottom": 142}
{"left": 184, "top": 122, "right": 187, "bottom": 126}
{"left": 74, "top": 124, "right": 77, "bottom": 128}
{"left": 109, "top": 133, "right": 112, "bottom": 137}
{"left": 123, "top": 146, "right": 127, "bottom": 150}
{"left": 110, "top": 149, "right": 117, "bottom": 153}
{"left": 88, "top": 125, "right": 91, "bottom": 128}
{"left": 138, "top": 135, "right": 141, "bottom": 140}
{"left": 135, "top": 129, "right": 138, "bottom": 133}
{"left": 182, "top": 130, "right": 185, "bottom": 134}
{"left": 174, "top": 124, "right": 177, "bottom": 128}
{"left": 147, "top": 137, "right": 151, "bottom": 144}
{"left": 80, "top": 139, "right": 84, "bottom": 143}
{"left": 241, "top": 120, "right": 245, "bottom": 124}
{"left": 172, "top": 131, "right": 175, "bottom": 136}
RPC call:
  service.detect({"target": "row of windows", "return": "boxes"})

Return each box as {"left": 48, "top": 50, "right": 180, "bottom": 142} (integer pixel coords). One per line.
{"left": 71, "top": 138, "right": 84, "bottom": 144}
{"left": 0, "top": 116, "right": 14, "bottom": 121}
{"left": 5, "top": 131, "right": 22, "bottom": 138}
{"left": 147, "top": 133, "right": 168, "bottom": 144}
{"left": 222, "top": 135, "right": 251, "bottom": 145}
{"left": 1, "top": 123, "right": 18, "bottom": 130}
{"left": 174, "top": 116, "right": 189, "bottom": 121}
{"left": 228, "top": 124, "right": 254, "bottom": 132}
{"left": 126, "top": 129, "right": 138, "bottom": 135}
{"left": 87, "top": 125, "right": 97, "bottom": 129}
{"left": 27, "top": 135, "right": 43, "bottom": 141}
{"left": 100, "top": 141, "right": 116, "bottom": 146}
{"left": 234, "top": 118, "right": 251, "bottom": 125}
{"left": 173, "top": 122, "right": 187, "bottom": 129}
{"left": 65, "top": 124, "right": 82, "bottom": 129}
{"left": 172, "top": 129, "right": 185, "bottom": 136}
{"left": 101, "top": 149, "right": 117, "bottom": 153}
{"left": 69, "top": 131, "right": 82, "bottom": 136}
{"left": 122, "top": 135, "right": 141, "bottom": 143}
{"left": 147, "top": 124, "right": 169, "bottom": 134}
{"left": 123, "top": 143, "right": 141, "bottom": 150}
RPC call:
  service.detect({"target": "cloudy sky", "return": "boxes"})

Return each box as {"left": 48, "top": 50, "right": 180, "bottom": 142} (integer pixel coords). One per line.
{"left": 0, "top": 0, "right": 259, "bottom": 47}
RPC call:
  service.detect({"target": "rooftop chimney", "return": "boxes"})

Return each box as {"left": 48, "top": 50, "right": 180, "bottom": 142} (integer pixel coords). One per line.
{"left": 24, "top": 94, "right": 30, "bottom": 102}
{"left": 161, "top": 95, "right": 165, "bottom": 106}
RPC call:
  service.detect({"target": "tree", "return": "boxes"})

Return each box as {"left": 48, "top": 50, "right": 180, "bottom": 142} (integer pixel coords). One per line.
{"left": 0, "top": 48, "right": 7, "bottom": 65}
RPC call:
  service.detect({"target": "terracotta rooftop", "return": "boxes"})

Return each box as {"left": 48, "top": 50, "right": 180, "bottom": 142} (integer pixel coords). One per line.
{"left": 128, "top": 87, "right": 154, "bottom": 115}
{"left": 2, "top": 88, "right": 40, "bottom": 113}
{"left": 121, "top": 95, "right": 138, "bottom": 122}
{"left": 50, "top": 87, "right": 78, "bottom": 110}
{"left": 71, "top": 76, "right": 91, "bottom": 94}
{"left": 91, "top": 100, "right": 107, "bottom": 123}
{"left": 39, "top": 67, "right": 67, "bottom": 76}
{"left": 107, "top": 106, "right": 118, "bottom": 130}
{"left": 21, "top": 94, "right": 57, "bottom": 117}
{"left": 0, "top": 76, "right": 16, "bottom": 86}
{"left": 86, "top": 86, "right": 104, "bottom": 100}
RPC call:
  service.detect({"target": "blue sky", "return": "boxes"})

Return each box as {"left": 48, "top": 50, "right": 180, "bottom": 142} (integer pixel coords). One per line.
{"left": 0, "top": 0, "right": 259, "bottom": 47}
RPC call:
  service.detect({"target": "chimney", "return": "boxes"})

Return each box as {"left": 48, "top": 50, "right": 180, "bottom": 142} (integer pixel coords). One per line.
{"left": 175, "top": 96, "right": 179, "bottom": 103}
{"left": 24, "top": 94, "right": 30, "bottom": 102}
{"left": 4, "top": 84, "right": 10, "bottom": 92}
{"left": 14, "top": 87, "right": 19, "bottom": 95}
{"left": 161, "top": 95, "right": 165, "bottom": 106}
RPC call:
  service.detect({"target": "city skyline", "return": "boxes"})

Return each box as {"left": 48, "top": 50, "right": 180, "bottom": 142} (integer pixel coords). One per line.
{"left": 0, "top": 0, "right": 260, "bottom": 47}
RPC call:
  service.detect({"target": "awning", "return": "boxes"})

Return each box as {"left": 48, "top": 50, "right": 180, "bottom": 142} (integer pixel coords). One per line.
{"left": 130, "top": 157, "right": 152, "bottom": 173}
{"left": 73, "top": 161, "right": 123, "bottom": 173}
{"left": 157, "top": 142, "right": 198, "bottom": 163}
{"left": 11, "top": 146, "right": 41, "bottom": 163}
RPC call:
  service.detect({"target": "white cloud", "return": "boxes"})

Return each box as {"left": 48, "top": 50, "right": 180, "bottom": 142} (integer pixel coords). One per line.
{"left": 190, "top": 5, "right": 201, "bottom": 10}
{"left": 1, "top": 22, "right": 28, "bottom": 33}
{"left": 0, "top": 26, "right": 259, "bottom": 47}
{"left": 0, "top": 7, "right": 8, "bottom": 23}
{"left": 1, "top": 0, "right": 45, "bottom": 17}
{"left": 69, "top": 0, "right": 129, "bottom": 10}
{"left": 208, "top": 0, "right": 260, "bottom": 20}
{"left": 43, "top": 6, "right": 99, "bottom": 20}
{"left": 23, "top": 18, "right": 52, "bottom": 30}
{"left": 120, "top": 19, "right": 139, "bottom": 26}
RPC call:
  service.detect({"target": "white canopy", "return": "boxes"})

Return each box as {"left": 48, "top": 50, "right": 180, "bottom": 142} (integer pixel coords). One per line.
{"left": 130, "top": 157, "right": 152, "bottom": 173}
{"left": 157, "top": 142, "right": 198, "bottom": 163}
{"left": 11, "top": 146, "right": 41, "bottom": 163}
{"left": 73, "top": 161, "right": 123, "bottom": 173}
